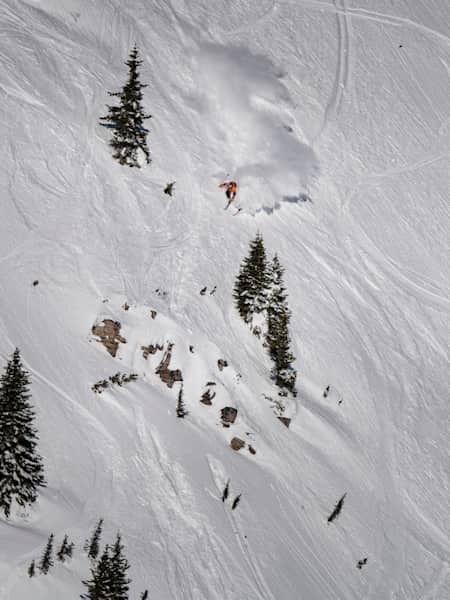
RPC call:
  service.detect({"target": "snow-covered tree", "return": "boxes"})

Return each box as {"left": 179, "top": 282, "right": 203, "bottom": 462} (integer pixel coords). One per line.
{"left": 39, "top": 533, "right": 54, "bottom": 574}
{"left": 81, "top": 534, "right": 131, "bottom": 600}
{"left": 0, "top": 348, "right": 45, "bottom": 518}
{"left": 233, "top": 233, "right": 270, "bottom": 324}
{"left": 84, "top": 518, "right": 104, "bottom": 561}
{"left": 100, "top": 46, "right": 151, "bottom": 167}
{"left": 57, "top": 534, "right": 74, "bottom": 562}
{"left": 81, "top": 545, "right": 111, "bottom": 600}
{"left": 28, "top": 559, "right": 36, "bottom": 578}
{"left": 108, "top": 534, "right": 131, "bottom": 600}
{"left": 265, "top": 255, "right": 296, "bottom": 393}
{"left": 176, "top": 385, "right": 188, "bottom": 418}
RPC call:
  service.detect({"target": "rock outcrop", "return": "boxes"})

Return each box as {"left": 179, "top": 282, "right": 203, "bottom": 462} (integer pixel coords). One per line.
{"left": 92, "top": 320, "right": 126, "bottom": 357}
{"left": 155, "top": 343, "right": 183, "bottom": 388}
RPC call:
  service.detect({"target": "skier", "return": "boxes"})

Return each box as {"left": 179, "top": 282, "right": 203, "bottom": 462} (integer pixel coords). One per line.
{"left": 219, "top": 181, "right": 237, "bottom": 209}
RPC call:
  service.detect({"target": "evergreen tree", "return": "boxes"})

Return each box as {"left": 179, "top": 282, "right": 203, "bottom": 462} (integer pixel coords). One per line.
{"left": 28, "top": 559, "right": 36, "bottom": 578}
{"left": 81, "top": 544, "right": 111, "bottom": 600}
{"left": 265, "top": 255, "right": 297, "bottom": 393}
{"left": 84, "top": 518, "right": 104, "bottom": 561}
{"left": 39, "top": 533, "right": 54, "bottom": 574}
{"left": 0, "top": 348, "right": 45, "bottom": 518}
{"left": 100, "top": 46, "right": 151, "bottom": 168}
{"left": 57, "top": 534, "right": 74, "bottom": 562}
{"left": 108, "top": 534, "right": 131, "bottom": 600}
{"left": 233, "top": 233, "right": 270, "bottom": 323}
{"left": 176, "top": 385, "right": 187, "bottom": 418}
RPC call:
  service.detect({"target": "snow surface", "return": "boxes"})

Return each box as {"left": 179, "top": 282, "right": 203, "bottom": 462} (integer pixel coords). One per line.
{"left": 0, "top": 0, "right": 449, "bottom": 598}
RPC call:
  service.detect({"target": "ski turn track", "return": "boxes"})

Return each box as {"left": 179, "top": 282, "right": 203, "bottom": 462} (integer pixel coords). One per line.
{"left": 313, "top": 0, "right": 351, "bottom": 143}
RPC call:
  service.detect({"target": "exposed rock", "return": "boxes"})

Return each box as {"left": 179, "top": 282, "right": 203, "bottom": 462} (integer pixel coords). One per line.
{"left": 230, "top": 437, "right": 245, "bottom": 451}
{"left": 217, "top": 359, "right": 228, "bottom": 371}
{"left": 206, "top": 381, "right": 216, "bottom": 386}
{"left": 248, "top": 445, "right": 256, "bottom": 455}
{"left": 155, "top": 343, "right": 183, "bottom": 388}
{"left": 91, "top": 372, "right": 138, "bottom": 394}
{"left": 32, "top": 280, "right": 39, "bottom": 287}
{"left": 164, "top": 181, "right": 176, "bottom": 196}
{"left": 221, "top": 407, "right": 237, "bottom": 427}
{"left": 277, "top": 416, "right": 291, "bottom": 428}
{"left": 150, "top": 310, "right": 157, "bottom": 319}
{"left": 209, "top": 286, "right": 217, "bottom": 295}
{"left": 189, "top": 345, "right": 194, "bottom": 353}
{"left": 92, "top": 320, "right": 126, "bottom": 357}
{"left": 141, "top": 343, "right": 164, "bottom": 359}
{"left": 200, "top": 286, "right": 207, "bottom": 295}
{"left": 201, "top": 388, "right": 216, "bottom": 405}
{"left": 252, "top": 325, "right": 261, "bottom": 338}
{"left": 122, "top": 302, "right": 130, "bottom": 311}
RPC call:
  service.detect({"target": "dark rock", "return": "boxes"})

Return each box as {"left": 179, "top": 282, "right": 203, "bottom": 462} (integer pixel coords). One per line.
{"left": 217, "top": 359, "right": 228, "bottom": 371}
{"left": 357, "top": 558, "right": 368, "bottom": 569}
{"left": 32, "top": 280, "right": 39, "bottom": 286}
{"left": 122, "top": 302, "right": 130, "bottom": 311}
{"left": 221, "top": 407, "right": 237, "bottom": 426}
{"left": 201, "top": 388, "right": 216, "bottom": 405}
{"left": 277, "top": 416, "right": 291, "bottom": 428}
{"left": 141, "top": 343, "right": 163, "bottom": 359}
{"left": 164, "top": 181, "right": 175, "bottom": 196}
{"left": 230, "top": 437, "right": 245, "bottom": 451}
{"left": 200, "top": 286, "right": 207, "bottom": 295}
{"left": 248, "top": 445, "right": 256, "bottom": 455}
{"left": 150, "top": 310, "right": 157, "bottom": 319}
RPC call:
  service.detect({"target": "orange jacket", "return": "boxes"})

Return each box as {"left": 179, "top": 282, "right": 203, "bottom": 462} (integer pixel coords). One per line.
{"left": 219, "top": 181, "right": 237, "bottom": 194}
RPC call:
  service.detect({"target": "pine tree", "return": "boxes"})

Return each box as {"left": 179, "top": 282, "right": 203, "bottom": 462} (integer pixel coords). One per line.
{"left": 81, "top": 544, "right": 111, "bottom": 600}
{"left": 233, "top": 233, "right": 270, "bottom": 324}
{"left": 28, "top": 559, "right": 36, "bottom": 578}
{"left": 108, "top": 534, "right": 131, "bottom": 600}
{"left": 176, "top": 385, "right": 187, "bottom": 418}
{"left": 265, "top": 256, "right": 296, "bottom": 393}
{"left": 84, "top": 518, "right": 104, "bottom": 561}
{"left": 39, "top": 533, "right": 54, "bottom": 574}
{"left": 100, "top": 46, "right": 151, "bottom": 167}
{"left": 0, "top": 348, "right": 45, "bottom": 518}
{"left": 57, "top": 534, "right": 74, "bottom": 562}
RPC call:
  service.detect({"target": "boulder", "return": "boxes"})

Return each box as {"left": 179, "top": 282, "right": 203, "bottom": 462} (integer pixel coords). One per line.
{"left": 230, "top": 437, "right": 245, "bottom": 451}
{"left": 277, "top": 416, "right": 291, "bottom": 428}
{"left": 221, "top": 407, "right": 237, "bottom": 427}
{"left": 217, "top": 359, "right": 228, "bottom": 371}
{"left": 200, "top": 388, "right": 216, "bottom": 405}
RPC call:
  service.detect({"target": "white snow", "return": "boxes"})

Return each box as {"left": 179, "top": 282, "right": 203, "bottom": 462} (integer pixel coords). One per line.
{"left": 0, "top": 0, "right": 449, "bottom": 598}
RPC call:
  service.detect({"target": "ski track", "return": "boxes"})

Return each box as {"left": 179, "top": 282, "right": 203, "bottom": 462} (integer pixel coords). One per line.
{"left": 206, "top": 456, "right": 275, "bottom": 600}
{"left": 282, "top": 0, "right": 450, "bottom": 46}
{"left": 311, "top": 0, "right": 352, "bottom": 143}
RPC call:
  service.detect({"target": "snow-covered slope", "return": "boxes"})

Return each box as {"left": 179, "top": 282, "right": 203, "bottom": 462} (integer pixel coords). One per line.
{"left": 1, "top": 0, "right": 449, "bottom": 598}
